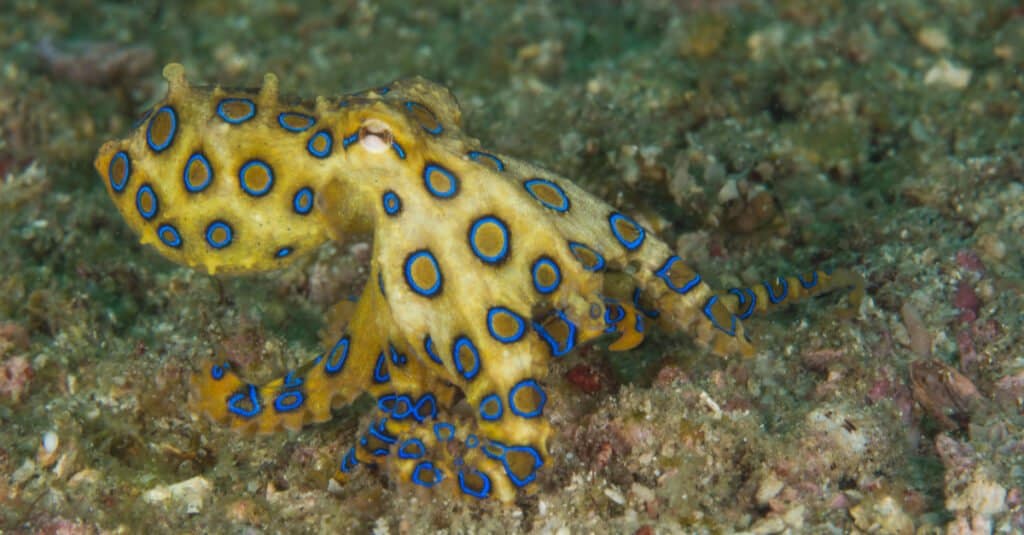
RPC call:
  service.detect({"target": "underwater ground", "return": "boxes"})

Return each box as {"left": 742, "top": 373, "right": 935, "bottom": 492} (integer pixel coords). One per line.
{"left": 1, "top": 0, "right": 1022, "bottom": 533}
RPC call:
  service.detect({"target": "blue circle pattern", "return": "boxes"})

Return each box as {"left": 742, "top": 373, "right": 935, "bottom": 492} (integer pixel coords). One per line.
{"left": 146, "top": 106, "right": 177, "bottom": 152}
{"left": 183, "top": 153, "right": 214, "bottom": 192}
{"left": 423, "top": 163, "right": 458, "bottom": 198}
{"left": 424, "top": 335, "right": 443, "bottom": 365}
{"left": 479, "top": 393, "right": 503, "bottom": 421}
{"left": 509, "top": 379, "right": 546, "bottom": 418}
{"left": 481, "top": 440, "right": 544, "bottom": 488}
{"left": 405, "top": 101, "right": 443, "bottom": 134}
{"left": 216, "top": 98, "right": 256, "bottom": 124}
{"left": 486, "top": 306, "right": 526, "bottom": 344}
{"left": 306, "top": 130, "right": 333, "bottom": 158}
{"left": 458, "top": 469, "right": 492, "bottom": 499}
{"left": 324, "top": 335, "right": 350, "bottom": 374}
{"left": 157, "top": 224, "right": 182, "bottom": 248}
{"left": 135, "top": 184, "right": 158, "bottom": 220}
{"left": 277, "top": 112, "right": 315, "bottom": 132}
{"left": 108, "top": 151, "right": 131, "bottom": 192}
{"left": 523, "top": 178, "right": 569, "bottom": 212}
{"left": 205, "top": 220, "right": 233, "bottom": 249}
{"left": 608, "top": 212, "right": 645, "bottom": 251}
{"left": 469, "top": 216, "right": 510, "bottom": 264}
{"left": 403, "top": 250, "right": 443, "bottom": 297}
{"left": 293, "top": 187, "right": 314, "bottom": 215}
{"left": 467, "top": 150, "right": 505, "bottom": 171}
{"left": 412, "top": 461, "right": 444, "bottom": 488}
{"left": 530, "top": 257, "right": 561, "bottom": 295}
{"left": 275, "top": 247, "right": 293, "bottom": 258}
{"left": 452, "top": 336, "right": 480, "bottom": 381}
{"left": 382, "top": 191, "right": 401, "bottom": 216}
{"left": 238, "top": 160, "right": 274, "bottom": 197}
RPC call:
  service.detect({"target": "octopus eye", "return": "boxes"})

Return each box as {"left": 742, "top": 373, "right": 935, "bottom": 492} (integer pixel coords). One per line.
{"left": 358, "top": 119, "right": 394, "bottom": 154}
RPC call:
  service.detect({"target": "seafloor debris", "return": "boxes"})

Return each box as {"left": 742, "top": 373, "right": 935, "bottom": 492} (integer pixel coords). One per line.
{"left": 909, "top": 359, "right": 983, "bottom": 432}
{"left": 36, "top": 38, "right": 155, "bottom": 88}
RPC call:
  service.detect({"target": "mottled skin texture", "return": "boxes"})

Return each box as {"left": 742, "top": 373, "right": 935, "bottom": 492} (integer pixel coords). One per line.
{"left": 94, "top": 64, "right": 864, "bottom": 502}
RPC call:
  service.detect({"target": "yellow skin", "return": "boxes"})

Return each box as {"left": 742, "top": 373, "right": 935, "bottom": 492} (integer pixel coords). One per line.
{"left": 94, "top": 64, "right": 864, "bottom": 502}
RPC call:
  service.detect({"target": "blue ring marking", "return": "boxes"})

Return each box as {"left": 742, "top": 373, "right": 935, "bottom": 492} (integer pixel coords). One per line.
{"left": 157, "top": 224, "right": 182, "bottom": 248}
{"left": 292, "top": 187, "right": 314, "bottom": 215}
{"left": 369, "top": 418, "right": 397, "bottom": 445}
{"left": 392, "top": 395, "right": 413, "bottom": 419}
{"left": 434, "top": 422, "right": 455, "bottom": 442}
{"left": 424, "top": 335, "right": 443, "bottom": 365}
{"left": 238, "top": 160, "right": 274, "bottom": 197}
{"left": 467, "top": 150, "right": 505, "bottom": 171}
{"left": 481, "top": 441, "right": 544, "bottom": 488}
{"left": 342, "top": 131, "right": 359, "bottom": 149}
{"left": 632, "top": 287, "right": 661, "bottom": 319}
{"left": 377, "top": 393, "right": 397, "bottom": 414}
{"left": 468, "top": 216, "right": 510, "bottom": 264}
{"left": 108, "top": 151, "right": 131, "bottom": 192}
{"left": 339, "top": 447, "right": 359, "bottom": 473}
{"left": 398, "top": 438, "right": 426, "bottom": 460}
{"left": 702, "top": 295, "right": 737, "bottom": 336}
{"left": 273, "top": 390, "right": 305, "bottom": 412}
{"left": 604, "top": 300, "right": 625, "bottom": 326}
{"left": 531, "top": 256, "right": 561, "bottom": 295}
{"left": 388, "top": 344, "right": 407, "bottom": 367}
{"left": 404, "top": 101, "right": 443, "bottom": 134}
{"left": 324, "top": 335, "right": 350, "bottom": 374}
{"left": 508, "top": 379, "right": 546, "bottom": 419}
{"left": 568, "top": 241, "right": 606, "bottom": 272}
{"left": 216, "top": 98, "right": 256, "bottom": 124}
{"left": 728, "top": 287, "right": 757, "bottom": 320}
{"left": 764, "top": 277, "right": 789, "bottom": 304}
{"left": 479, "top": 393, "right": 503, "bottom": 421}
{"left": 275, "top": 246, "right": 293, "bottom": 258}
{"left": 282, "top": 370, "right": 302, "bottom": 389}
{"left": 375, "top": 86, "right": 390, "bottom": 95}
{"left": 452, "top": 335, "right": 481, "bottom": 381}
{"left": 655, "top": 256, "right": 701, "bottom": 294}
{"left": 277, "top": 112, "right": 315, "bottom": 132}
{"left": 414, "top": 393, "right": 437, "bottom": 422}
{"left": 373, "top": 352, "right": 390, "bottom": 383}
{"left": 403, "top": 250, "right": 443, "bottom": 297}
{"left": 635, "top": 312, "right": 645, "bottom": 333}
{"left": 391, "top": 141, "right": 406, "bottom": 159}
{"left": 465, "top": 434, "right": 480, "bottom": 448}
{"left": 422, "top": 163, "right": 458, "bottom": 198}
{"left": 135, "top": 184, "right": 158, "bottom": 220}
{"left": 306, "top": 130, "right": 333, "bottom": 158}
{"left": 205, "top": 220, "right": 233, "bottom": 249}
{"left": 377, "top": 270, "right": 386, "bottom": 297}
{"left": 486, "top": 306, "right": 526, "bottom": 344}
{"left": 210, "top": 363, "right": 228, "bottom": 380}
{"left": 382, "top": 191, "right": 401, "bottom": 216}
{"left": 533, "top": 310, "right": 577, "bottom": 357}
{"left": 458, "top": 469, "right": 492, "bottom": 499}
{"left": 608, "top": 212, "right": 646, "bottom": 251}
{"left": 146, "top": 106, "right": 177, "bottom": 152}
{"left": 797, "top": 271, "right": 819, "bottom": 289}
{"left": 183, "top": 153, "right": 214, "bottom": 193}
{"left": 523, "top": 178, "right": 570, "bottom": 212}
{"left": 411, "top": 461, "right": 444, "bottom": 488}
{"left": 226, "top": 384, "right": 262, "bottom": 418}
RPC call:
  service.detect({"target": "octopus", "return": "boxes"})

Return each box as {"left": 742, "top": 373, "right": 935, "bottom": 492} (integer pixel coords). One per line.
{"left": 93, "top": 64, "right": 864, "bottom": 502}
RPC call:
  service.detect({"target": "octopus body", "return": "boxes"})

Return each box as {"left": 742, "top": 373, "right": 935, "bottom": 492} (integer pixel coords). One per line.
{"left": 94, "top": 64, "right": 864, "bottom": 502}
